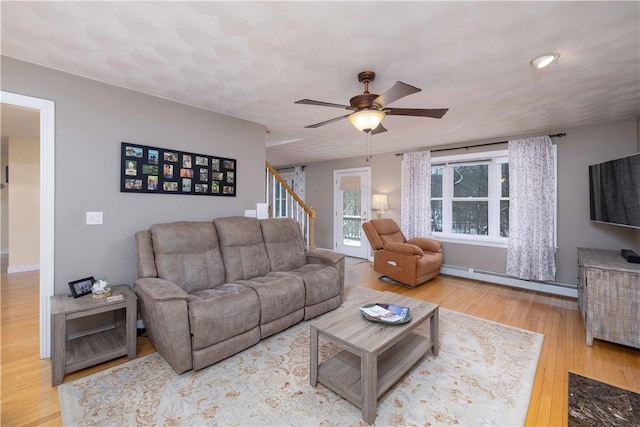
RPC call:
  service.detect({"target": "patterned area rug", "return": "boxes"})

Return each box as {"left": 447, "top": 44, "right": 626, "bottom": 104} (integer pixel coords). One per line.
{"left": 59, "top": 286, "right": 544, "bottom": 426}
{"left": 569, "top": 372, "right": 640, "bottom": 427}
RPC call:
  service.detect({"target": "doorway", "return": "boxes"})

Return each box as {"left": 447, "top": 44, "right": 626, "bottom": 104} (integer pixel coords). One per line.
{"left": 1, "top": 105, "right": 40, "bottom": 273}
{"left": 333, "top": 167, "right": 371, "bottom": 258}
{"left": 1, "top": 91, "right": 55, "bottom": 359}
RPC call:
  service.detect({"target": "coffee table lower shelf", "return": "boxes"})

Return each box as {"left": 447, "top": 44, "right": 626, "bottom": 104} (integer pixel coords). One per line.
{"left": 316, "top": 332, "right": 431, "bottom": 411}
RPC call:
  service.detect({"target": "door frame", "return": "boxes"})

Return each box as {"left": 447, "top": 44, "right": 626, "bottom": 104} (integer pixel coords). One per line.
{"left": 333, "top": 167, "right": 371, "bottom": 258}
{"left": 1, "top": 91, "right": 55, "bottom": 359}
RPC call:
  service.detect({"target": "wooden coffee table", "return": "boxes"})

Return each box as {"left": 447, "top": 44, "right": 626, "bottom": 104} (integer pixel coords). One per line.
{"left": 309, "top": 291, "right": 439, "bottom": 424}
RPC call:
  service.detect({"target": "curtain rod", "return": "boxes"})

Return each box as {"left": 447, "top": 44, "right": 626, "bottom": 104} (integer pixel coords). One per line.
{"left": 394, "top": 133, "right": 566, "bottom": 156}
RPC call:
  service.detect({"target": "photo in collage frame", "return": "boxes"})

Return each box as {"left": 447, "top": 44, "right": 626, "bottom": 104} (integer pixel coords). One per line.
{"left": 120, "top": 142, "right": 236, "bottom": 196}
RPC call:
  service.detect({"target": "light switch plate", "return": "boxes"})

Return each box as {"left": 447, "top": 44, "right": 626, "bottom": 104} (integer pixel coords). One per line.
{"left": 256, "top": 203, "right": 268, "bottom": 219}
{"left": 86, "top": 212, "right": 103, "bottom": 225}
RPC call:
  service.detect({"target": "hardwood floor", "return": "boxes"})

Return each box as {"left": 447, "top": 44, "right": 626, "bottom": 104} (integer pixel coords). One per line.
{"left": 2, "top": 259, "right": 639, "bottom": 426}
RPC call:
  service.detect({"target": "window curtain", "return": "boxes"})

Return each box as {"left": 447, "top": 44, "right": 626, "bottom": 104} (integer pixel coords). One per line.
{"left": 506, "top": 136, "right": 556, "bottom": 281}
{"left": 401, "top": 151, "right": 432, "bottom": 238}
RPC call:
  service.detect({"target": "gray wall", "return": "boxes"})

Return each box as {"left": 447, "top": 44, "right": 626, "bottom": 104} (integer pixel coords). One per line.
{"left": 555, "top": 120, "right": 638, "bottom": 282}
{"left": 1, "top": 57, "right": 266, "bottom": 294}
{"left": 306, "top": 119, "right": 638, "bottom": 285}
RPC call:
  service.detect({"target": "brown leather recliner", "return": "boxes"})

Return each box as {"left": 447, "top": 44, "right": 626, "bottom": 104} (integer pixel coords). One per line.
{"left": 362, "top": 218, "right": 443, "bottom": 287}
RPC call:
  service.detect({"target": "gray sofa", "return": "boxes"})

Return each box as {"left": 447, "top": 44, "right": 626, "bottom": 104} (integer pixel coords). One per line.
{"left": 134, "top": 216, "right": 345, "bottom": 374}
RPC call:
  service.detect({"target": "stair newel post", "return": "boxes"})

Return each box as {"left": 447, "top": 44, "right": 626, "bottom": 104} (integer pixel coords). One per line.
{"left": 309, "top": 208, "right": 316, "bottom": 250}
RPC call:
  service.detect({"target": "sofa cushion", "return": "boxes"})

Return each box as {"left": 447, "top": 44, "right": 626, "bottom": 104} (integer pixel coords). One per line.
{"left": 187, "top": 283, "right": 260, "bottom": 350}
{"left": 235, "top": 272, "right": 305, "bottom": 324}
{"left": 150, "top": 222, "right": 225, "bottom": 293}
{"left": 214, "top": 217, "right": 270, "bottom": 282}
{"left": 261, "top": 218, "right": 307, "bottom": 272}
{"left": 288, "top": 264, "right": 341, "bottom": 306}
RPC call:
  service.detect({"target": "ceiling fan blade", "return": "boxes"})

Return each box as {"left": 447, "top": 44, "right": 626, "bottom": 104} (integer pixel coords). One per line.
{"left": 385, "top": 108, "right": 448, "bottom": 119}
{"left": 371, "top": 123, "right": 387, "bottom": 135}
{"left": 373, "top": 81, "right": 421, "bottom": 107}
{"left": 295, "top": 99, "right": 352, "bottom": 109}
{"left": 304, "top": 114, "right": 352, "bottom": 128}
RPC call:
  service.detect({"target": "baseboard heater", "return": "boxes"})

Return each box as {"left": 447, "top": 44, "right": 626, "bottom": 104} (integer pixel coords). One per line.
{"left": 441, "top": 264, "right": 578, "bottom": 298}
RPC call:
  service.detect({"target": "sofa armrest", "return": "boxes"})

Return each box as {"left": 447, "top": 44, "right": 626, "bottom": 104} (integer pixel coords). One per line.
{"left": 306, "top": 249, "right": 346, "bottom": 302}
{"left": 384, "top": 242, "right": 424, "bottom": 256}
{"left": 306, "top": 249, "right": 345, "bottom": 266}
{"left": 406, "top": 237, "right": 442, "bottom": 253}
{"left": 134, "top": 278, "right": 193, "bottom": 373}
{"left": 134, "top": 277, "right": 189, "bottom": 301}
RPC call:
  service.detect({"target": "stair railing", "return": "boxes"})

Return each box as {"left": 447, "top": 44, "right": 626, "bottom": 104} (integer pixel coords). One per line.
{"left": 265, "top": 162, "right": 316, "bottom": 250}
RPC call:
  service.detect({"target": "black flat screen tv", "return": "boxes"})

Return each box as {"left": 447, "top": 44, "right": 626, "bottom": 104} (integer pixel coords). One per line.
{"left": 589, "top": 153, "right": 640, "bottom": 229}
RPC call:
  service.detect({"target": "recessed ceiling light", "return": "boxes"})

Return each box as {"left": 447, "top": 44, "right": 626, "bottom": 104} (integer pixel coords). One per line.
{"left": 530, "top": 53, "right": 560, "bottom": 69}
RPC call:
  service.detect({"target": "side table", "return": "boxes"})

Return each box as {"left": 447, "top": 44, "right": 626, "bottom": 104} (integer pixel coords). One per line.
{"left": 50, "top": 285, "right": 137, "bottom": 386}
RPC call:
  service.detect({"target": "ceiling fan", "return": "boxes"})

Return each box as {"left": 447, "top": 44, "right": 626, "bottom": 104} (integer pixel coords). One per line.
{"left": 295, "top": 71, "right": 448, "bottom": 134}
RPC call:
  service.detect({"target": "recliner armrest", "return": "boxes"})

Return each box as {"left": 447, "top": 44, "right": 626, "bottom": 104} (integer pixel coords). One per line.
{"left": 384, "top": 242, "right": 424, "bottom": 256}
{"left": 406, "top": 237, "right": 442, "bottom": 253}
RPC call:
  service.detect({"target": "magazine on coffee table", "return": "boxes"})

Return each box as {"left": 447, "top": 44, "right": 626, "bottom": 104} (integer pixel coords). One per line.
{"left": 360, "top": 303, "right": 411, "bottom": 324}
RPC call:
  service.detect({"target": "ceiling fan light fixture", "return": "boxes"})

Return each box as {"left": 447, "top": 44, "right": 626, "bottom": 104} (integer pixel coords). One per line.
{"left": 349, "top": 109, "right": 385, "bottom": 132}
{"left": 530, "top": 53, "right": 560, "bottom": 69}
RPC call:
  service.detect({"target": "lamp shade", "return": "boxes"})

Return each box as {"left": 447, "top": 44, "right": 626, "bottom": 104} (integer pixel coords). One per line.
{"left": 348, "top": 110, "right": 385, "bottom": 132}
{"left": 372, "top": 194, "right": 389, "bottom": 210}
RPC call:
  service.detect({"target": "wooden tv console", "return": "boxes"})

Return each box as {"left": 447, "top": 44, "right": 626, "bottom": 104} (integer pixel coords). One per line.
{"left": 577, "top": 247, "right": 640, "bottom": 349}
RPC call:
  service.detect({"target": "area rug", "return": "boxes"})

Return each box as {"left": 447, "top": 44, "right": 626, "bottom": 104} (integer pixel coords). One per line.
{"left": 59, "top": 286, "right": 544, "bottom": 426}
{"left": 568, "top": 372, "right": 640, "bottom": 427}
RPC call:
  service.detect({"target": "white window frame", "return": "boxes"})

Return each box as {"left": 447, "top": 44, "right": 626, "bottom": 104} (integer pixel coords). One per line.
{"left": 432, "top": 150, "right": 509, "bottom": 248}
{"left": 273, "top": 171, "right": 295, "bottom": 218}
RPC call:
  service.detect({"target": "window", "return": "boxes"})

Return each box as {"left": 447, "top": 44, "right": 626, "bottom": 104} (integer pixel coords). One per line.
{"left": 431, "top": 150, "right": 509, "bottom": 246}
{"left": 274, "top": 183, "right": 288, "bottom": 217}
{"left": 273, "top": 172, "right": 295, "bottom": 217}
{"left": 342, "top": 188, "right": 362, "bottom": 244}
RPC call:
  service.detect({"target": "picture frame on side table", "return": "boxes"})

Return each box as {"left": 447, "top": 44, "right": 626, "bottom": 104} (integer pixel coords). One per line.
{"left": 68, "top": 276, "right": 94, "bottom": 298}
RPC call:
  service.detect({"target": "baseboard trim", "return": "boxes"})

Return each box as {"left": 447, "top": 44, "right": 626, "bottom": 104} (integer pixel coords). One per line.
{"left": 7, "top": 264, "right": 40, "bottom": 274}
{"left": 441, "top": 264, "right": 578, "bottom": 298}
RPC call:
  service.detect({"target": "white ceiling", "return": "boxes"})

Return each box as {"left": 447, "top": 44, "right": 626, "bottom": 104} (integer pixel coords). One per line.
{"left": 2, "top": 2, "right": 639, "bottom": 167}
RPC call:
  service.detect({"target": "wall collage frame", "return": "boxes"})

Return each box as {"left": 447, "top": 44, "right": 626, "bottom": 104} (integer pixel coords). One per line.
{"left": 120, "top": 142, "right": 236, "bottom": 196}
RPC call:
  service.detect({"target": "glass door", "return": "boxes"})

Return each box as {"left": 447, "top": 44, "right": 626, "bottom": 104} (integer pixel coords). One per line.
{"left": 333, "top": 167, "right": 371, "bottom": 258}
